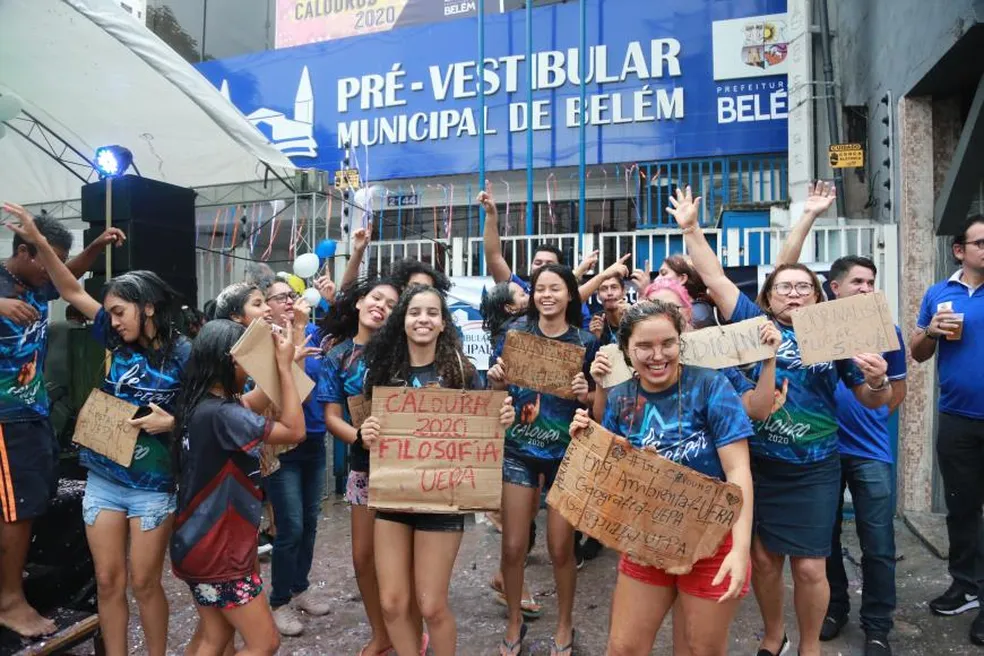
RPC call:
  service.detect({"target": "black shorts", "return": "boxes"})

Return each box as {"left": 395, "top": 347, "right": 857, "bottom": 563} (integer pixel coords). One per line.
{"left": 0, "top": 419, "right": 59, "bottom": 523}
{"left": 375, "top": 510, "right": 464, "bottom": 533}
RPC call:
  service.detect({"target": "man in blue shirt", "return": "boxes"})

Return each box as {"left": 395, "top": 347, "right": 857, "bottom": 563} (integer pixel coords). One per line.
{"left": 813, "top": 256, "right": 907, "bottom": 656}
{"left": 912, "top": 215, "right": 984, "bottom": 647}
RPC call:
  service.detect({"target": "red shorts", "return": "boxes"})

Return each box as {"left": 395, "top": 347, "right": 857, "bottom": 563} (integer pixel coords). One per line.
{"left": 617, "top": 535, "right": 751, "bottom": 601}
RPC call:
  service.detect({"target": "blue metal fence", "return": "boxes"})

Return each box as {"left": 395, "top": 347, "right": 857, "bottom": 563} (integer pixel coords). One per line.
{"left": 641, "top": 154, "right": 788, "bottom": 228}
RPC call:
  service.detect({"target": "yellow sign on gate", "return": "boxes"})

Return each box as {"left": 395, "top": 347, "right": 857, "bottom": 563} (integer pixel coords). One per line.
{"left": 828, "top": 143, "right": 864, "bottom": 168}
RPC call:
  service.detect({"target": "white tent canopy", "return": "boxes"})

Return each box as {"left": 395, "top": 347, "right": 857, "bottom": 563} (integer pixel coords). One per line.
{"left": 0, "top": 0, "right": 294, "bottom": 207}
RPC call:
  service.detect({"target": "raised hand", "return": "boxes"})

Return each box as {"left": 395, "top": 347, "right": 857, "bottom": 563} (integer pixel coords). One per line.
{"left": 665, "top": 186, "right": 702, "bottom": 230}
{"left": 803, "top": 180, "right": 836, "bottom": 216}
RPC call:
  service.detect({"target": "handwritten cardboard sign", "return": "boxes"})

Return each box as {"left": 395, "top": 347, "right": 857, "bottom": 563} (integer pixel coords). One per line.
{"left": 791, "top": 291, "right": 900, "bottom": 365}
{"left": 680, "top": 316, "right": 774, "bottom": 369}
{"left": 347, "top": 394, "right": 371, "bottom": 429}
{"left": 72, "top": 389, "right": 141, "bottom": 466}
{"left": 368, "top": 387, "right": 508, "bottom": 513}
{"left": 546, "top": 419, "right": 743, "bottom": 574}
{"left": 598, "top": 344, "right": 634, "bottom": 389}
{"left": 230, "top": 320, "right": 315, "bottom": 409}
{"left": 501, "top": 330, "right": 585, "bottom": 400}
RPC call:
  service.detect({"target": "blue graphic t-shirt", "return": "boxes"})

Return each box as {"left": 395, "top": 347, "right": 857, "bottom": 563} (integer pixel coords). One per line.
{"left": 0, "top": 269, "right": 59, "bottom": 422}
{"left": 602, "top": 368, "right": 753, "bottom": 480}
{"left": 318, "top": 338, "right": 370, "bottom": 471}
{"left": 78, "top": 309, "right": 192, "bottom": 492}
{"left": 834, "top": 325, "right": 907, "bottom": 464}
{"left": 730, "top": 294, "right": 865, "bottom": 464}
{"left": 495, "top": 321, "right": 599, "bottom": 461}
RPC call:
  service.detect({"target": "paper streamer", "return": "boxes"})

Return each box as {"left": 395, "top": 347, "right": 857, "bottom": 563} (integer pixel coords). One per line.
{"left": 546, "top": 173, "right": 557, "bottom": 228}
{"left": 445, "top": 183, "right": 454, "bottom": 240}
{"left": 500, "top": 178, "right": 511, "bottom": 237}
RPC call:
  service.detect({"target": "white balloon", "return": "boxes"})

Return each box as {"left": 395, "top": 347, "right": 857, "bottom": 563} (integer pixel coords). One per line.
{"left": 352, "top": 185, "right": 386, "bottom": 210}
{"left": 293, "top": 253, "right": 320, "bottom": 279}
{"left": 302, "top": 287, "right": 322, "bottom": 307}
{"left": 0, "top": 94, "right": 23, "bottom": 122}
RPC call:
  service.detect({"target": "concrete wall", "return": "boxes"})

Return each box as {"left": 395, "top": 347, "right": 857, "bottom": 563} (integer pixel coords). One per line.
{"left": 831, "top": 0, "right": 982, "bottom": 514}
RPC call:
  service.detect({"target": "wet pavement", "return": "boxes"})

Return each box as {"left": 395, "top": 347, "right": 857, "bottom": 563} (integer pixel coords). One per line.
{"left": 118, "top": 497, "right": 979, "bottom": 655}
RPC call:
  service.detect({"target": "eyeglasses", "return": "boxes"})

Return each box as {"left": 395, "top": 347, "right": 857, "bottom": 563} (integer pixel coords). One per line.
{"left": 631, "top": 341, "right": 680, "bottom": 361}
{"left": 266, "top": 291, "right": 298, "bottom": 304}
{"left": 960, "top": 238, "right": 984, "bottom": 250}
{"left": 773, "top": 282, "right": 815, "bottom": 296}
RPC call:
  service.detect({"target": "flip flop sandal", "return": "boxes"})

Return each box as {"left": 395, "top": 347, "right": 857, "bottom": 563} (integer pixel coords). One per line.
{"left": 493, "top": 590, "right": 543, "bottom": 618}
{"left": 550, "top": 628, "right": 576, "bottom": 655}
{"left": 420, "top": 631, "right": 430, "bottom": 655}
{"left": 357, "top": 645, "right": 393, "bottom": 656}
{"left": 499, "top": 623, "right": 528, "bottom": 656}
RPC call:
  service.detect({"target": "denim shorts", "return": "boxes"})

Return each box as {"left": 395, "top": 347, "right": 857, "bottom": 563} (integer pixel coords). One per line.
{"left": 82, "top": 472, "right": 176, "bottom": 532}
{"left": 502, "top": 450, "right": 561, "bottom": 491}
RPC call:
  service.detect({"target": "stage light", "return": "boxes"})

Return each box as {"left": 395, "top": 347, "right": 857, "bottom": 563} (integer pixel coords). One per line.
{"left": 93, "top": 145, "right": 133, "bottom": 178}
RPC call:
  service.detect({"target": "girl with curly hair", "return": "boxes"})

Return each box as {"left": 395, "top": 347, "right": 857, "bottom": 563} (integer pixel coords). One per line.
{"left": 317, "top": 276, "right": 408, "bottom": 655}
{"left": 360, "top": 286, "right": 515, "bottom": 656}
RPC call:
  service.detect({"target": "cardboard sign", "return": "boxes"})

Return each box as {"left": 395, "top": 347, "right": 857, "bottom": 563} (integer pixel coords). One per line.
{"left": 791, "top": 291, "right": 900, "bottom": 365}
{"left": 680, "top": 316, "right": 775, "bottom": 369}
{"left": 501, "top": 330, "right": 585, "bottom": 400}
{"left": 368, "top": 387, "right": 508, "bottom": 513}
{"left": 72, "top": 389, "right": 141, "bottom": 466}
{"left": 546, "top": 419, "right": 743, "bottom": 574}
{"left": 598, "top": 344, "right": 634, "bottom": 389}
{"left": 347, "top": 394, "right": 371, "bottom": 429}
{"left": 230, "top": 320, "right": 315, "bottom": 410}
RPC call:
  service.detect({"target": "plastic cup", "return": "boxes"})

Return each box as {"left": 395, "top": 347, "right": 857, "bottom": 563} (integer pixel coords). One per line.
{"left": 947, "top": 313, "right": 964, "bottom": 341}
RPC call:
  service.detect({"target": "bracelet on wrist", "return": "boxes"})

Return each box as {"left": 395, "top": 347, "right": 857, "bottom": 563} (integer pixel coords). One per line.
{"left": 681, "top": 225, "right": 698, "bottom": 235}
{"left": 923, "top": 327, "right": 939, "bottom": 341}
{"left": 865, "top": 376, "right": 890, "bottom": 392}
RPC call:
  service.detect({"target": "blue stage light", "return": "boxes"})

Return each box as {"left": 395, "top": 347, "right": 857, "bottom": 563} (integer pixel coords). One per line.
{"left": 93, "top": 145, "right": 133, "bottom": 178}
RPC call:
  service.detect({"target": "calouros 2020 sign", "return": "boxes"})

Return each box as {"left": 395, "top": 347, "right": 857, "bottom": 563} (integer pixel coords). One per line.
{"left": 198, "top": 0, "right": 788, "bottom": 181}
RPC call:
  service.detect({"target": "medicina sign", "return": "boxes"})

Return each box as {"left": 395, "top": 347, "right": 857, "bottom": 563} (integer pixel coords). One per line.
{"left": 198, "top": 0, "right": 787, "bottom": 180}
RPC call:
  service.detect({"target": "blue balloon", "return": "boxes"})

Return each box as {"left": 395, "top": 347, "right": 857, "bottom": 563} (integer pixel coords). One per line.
{"left": 315, "top": 239, "right": 337, "bottom": 260}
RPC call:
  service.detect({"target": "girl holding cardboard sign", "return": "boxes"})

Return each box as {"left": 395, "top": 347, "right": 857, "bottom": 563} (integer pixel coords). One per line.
{"left": 573, "top": 300, "right": 757, "bottom": 655}
{"left": 486, "top": 263, "right": 600, "bottom": 656}
{"left": 3, "top": 205, "right": 190, "bottom": 656}
{"left": 666, "top": 186, "right": 891, "bottom": 656}
{"left": 318, "top": 276, "right": 406, "bottom": 656}
{"left": 360, "top": 285, "right": 516, "bottom": 656}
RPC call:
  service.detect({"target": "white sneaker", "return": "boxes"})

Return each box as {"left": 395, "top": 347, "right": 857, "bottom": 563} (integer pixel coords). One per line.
{"left": 257, "top": 542, "right": 273, "bottom": 557}
{"left": 273, "top": 605, "right": 303, "bottom": 636}
{"left": 294, "top": 589, "right": 331, "bottom": 616}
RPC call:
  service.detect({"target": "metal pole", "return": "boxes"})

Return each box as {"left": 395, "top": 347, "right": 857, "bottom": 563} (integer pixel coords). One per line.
{"left": 577, "top": 0, "right": 587, "bottom": 245}
{"left": 818, "top": 0, "right": 846, "bottom": 217}
{"left": 478, "top": 0, "right": 486, "bottom": 235}
{"left": 525, "top": 0, "right": 534, "bottom": 235}
{"left": 105, "top": 177, "right": 112, "bottom": 279}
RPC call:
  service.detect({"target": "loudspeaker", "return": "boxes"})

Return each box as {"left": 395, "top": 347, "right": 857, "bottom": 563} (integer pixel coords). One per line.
{"left": 81, "top": 176, "right": 198, "bottom": 309}
{"left": 81, "top": 175, "right": 196, "bottom": 228}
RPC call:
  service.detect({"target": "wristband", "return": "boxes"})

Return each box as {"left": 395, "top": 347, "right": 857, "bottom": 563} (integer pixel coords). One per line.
{"left": 865, "top": 376, "right": 890, "bottom": 392}
{"left": 923, "top": 327, "right": 939, "bottom": 341}
{"left": 356, "top": 427, "right": 363, "bottom": 442}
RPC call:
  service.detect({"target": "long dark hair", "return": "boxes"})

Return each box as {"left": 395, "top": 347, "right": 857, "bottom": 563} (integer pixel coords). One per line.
{"left": 212, "top": 282, "right": 260, "bottom": 321}
{"left": 170, "top": 319, "right": 245, "bottom": 474}
{"left": 318, "top": 275, "right": 399, "bottom": 346}
{"left": 388, "top": 258, "right": 451, "bottom": 295}
{"left": 363, "top": 286, "right": 476, "bottom": 398}
{"left": 481, "top": 281, "right": 522, "bottom": 346}
{"left": 526, "top": 264, "right": 581, "bottom": 329}
{"left": 102, "top": 271, "right": 184, "bottom": 366}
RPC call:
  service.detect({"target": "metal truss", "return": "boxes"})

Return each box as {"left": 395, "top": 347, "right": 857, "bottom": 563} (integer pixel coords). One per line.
{"left": 3, "top": 111, "right": 98, "bottom": 187}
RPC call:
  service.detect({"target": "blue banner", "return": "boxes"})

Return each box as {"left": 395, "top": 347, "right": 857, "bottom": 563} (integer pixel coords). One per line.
{"left": 199, "top": 0, "right": 788, "bottom": 180}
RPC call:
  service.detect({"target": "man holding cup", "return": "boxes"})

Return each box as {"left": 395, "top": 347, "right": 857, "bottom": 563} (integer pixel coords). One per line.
{"left": 912, "top": 215, "right": 984, "bottom": 646}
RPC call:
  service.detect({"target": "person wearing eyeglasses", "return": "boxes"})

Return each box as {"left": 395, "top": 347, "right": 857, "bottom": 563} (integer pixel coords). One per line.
{"left": 911, "top": 214, "right": 984, "bottom": 647}
{"left": 666, "top": 186, "right": 891, "bottom": 656}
